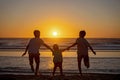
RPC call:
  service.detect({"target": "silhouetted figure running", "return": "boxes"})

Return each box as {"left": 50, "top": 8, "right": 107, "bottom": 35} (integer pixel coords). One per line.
{"left": 22, "top": 30, "right": 52, "bottom": 76}
{"left": 68, "top": 30, "right": 96, "bottom": 76}
{"left": 50, "top": 44, "right": 68, "bottom": 76}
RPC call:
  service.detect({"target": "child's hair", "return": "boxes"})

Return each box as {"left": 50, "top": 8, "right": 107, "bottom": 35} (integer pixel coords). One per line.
{"left": 53, "top": 44, "right": 59, "bottom": 50}
{"left": 34, "top": 30, "right": 40, "bottom": 37}
{"left": 79, "top": 30, "right": 86, "bottom": 38}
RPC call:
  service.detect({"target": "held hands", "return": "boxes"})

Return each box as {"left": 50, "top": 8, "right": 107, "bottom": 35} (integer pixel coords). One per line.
{"left": 22, "top": 53, "right": 26, "bottom": 57}
{"left": 93, "top": 51, "right": 96, "bottom": 55}
{"left": 66, "top": 47, "right": 70, "bottom": 50}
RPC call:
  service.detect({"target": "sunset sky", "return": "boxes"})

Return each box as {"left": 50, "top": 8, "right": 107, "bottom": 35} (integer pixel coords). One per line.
{"left": 0, "top": 0, "right": 120, "bottom": 38}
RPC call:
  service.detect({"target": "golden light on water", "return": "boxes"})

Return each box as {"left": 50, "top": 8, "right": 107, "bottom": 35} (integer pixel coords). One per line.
{"left": 48, "top": 60, "right": 54, "bottom": 70}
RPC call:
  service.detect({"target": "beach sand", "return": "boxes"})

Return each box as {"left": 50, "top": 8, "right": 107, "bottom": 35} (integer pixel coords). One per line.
{"left": 0, "top": 73, "right": 120, "bottom": 80}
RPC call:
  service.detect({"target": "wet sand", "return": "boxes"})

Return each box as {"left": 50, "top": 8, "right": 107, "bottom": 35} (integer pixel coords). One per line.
{"left": 0, "top": 73, "right": 120, "bottom": 80}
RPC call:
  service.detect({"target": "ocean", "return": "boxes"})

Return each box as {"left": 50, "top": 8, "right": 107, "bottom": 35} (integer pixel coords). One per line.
{"left": 0, "top": 38, "right": 120, "bottom": 50}
{"left": 0, "top": 38, "right": 120, "bottom": 75}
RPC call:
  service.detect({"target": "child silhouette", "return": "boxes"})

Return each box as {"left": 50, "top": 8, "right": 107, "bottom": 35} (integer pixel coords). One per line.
{"left": 22, "top": 30, "right": 52, "bottom": 76}
{"left": 68, "top": 30, "right": 96, "bottom": 76}
{"left": 50, "top": 44, "right": 68, "bottom": 76}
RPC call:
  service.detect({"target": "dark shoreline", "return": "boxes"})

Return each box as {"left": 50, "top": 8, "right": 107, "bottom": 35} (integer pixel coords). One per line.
{"left": 0, "top": 73, "right": 120, "bottom": 80}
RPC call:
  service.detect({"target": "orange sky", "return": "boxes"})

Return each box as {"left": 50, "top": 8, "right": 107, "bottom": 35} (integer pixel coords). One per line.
{"left": 0, "top": 0, "right": 120, "bottom": 38}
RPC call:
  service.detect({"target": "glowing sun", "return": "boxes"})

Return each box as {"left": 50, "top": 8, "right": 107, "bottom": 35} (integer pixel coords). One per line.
{"left": 52, "top": 31, "right": 58, "bottom": 36}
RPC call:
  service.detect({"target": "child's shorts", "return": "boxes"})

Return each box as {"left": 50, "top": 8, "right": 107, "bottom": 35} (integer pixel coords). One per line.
{"left": 29, "top": 53, "right": 40, "bottom": 64}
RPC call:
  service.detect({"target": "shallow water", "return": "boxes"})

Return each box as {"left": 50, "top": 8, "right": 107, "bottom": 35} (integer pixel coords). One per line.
{"left": 0, "top": 50, "right": 120, "bottom": 74}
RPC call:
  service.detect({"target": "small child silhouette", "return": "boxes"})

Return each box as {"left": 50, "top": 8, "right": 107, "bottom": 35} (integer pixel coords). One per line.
{"left": 50, "top": 44, "right": 68, "bottom": 76}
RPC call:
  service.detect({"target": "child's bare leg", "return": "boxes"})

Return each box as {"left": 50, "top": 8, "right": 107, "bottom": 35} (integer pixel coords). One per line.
{"left": 30, "top": 63, "right": 34, "bottom": 72}
{"left": 53, "top": 66, "right": 57, "bottom": 76}
{"left": 78, "top": 56, "right": 82, "bottom": 76}
{"left": 35, "top": 63, "right": 39, "bottom": 75}
{"left": 84, "top": 55, "right": 90, "bottom": 68}
{"left": 29, "top": 55, "right": 34, "bottom": 72}
{"left": 78, "top": 62, "right": 82, "bottom": 76}
{"left": 35, "top": 55, "right": 40, "bottom": 76}
{"left": 59, "top": 63, "right": 63, "bottom": 76}
{"left": 59, "top": 66, "right": 63, "bottom": 75}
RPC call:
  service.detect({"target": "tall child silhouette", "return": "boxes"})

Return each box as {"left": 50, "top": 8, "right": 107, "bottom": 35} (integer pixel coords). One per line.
{"left": 68, "top": 30, "right": 96, "bottom": 76}
{"left": 22, "top": 30, "right": 52, "bottom": 76}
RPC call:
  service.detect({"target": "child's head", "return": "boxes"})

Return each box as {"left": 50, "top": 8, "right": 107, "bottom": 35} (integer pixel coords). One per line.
{"left": 53, "top": 44, "right": 59, "bottom": 50}
{"left": 79, "top": 30, "right": 86, "bottom": 38}
{"left": 34, "top": 30, "right": 40, "bottom": 38}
